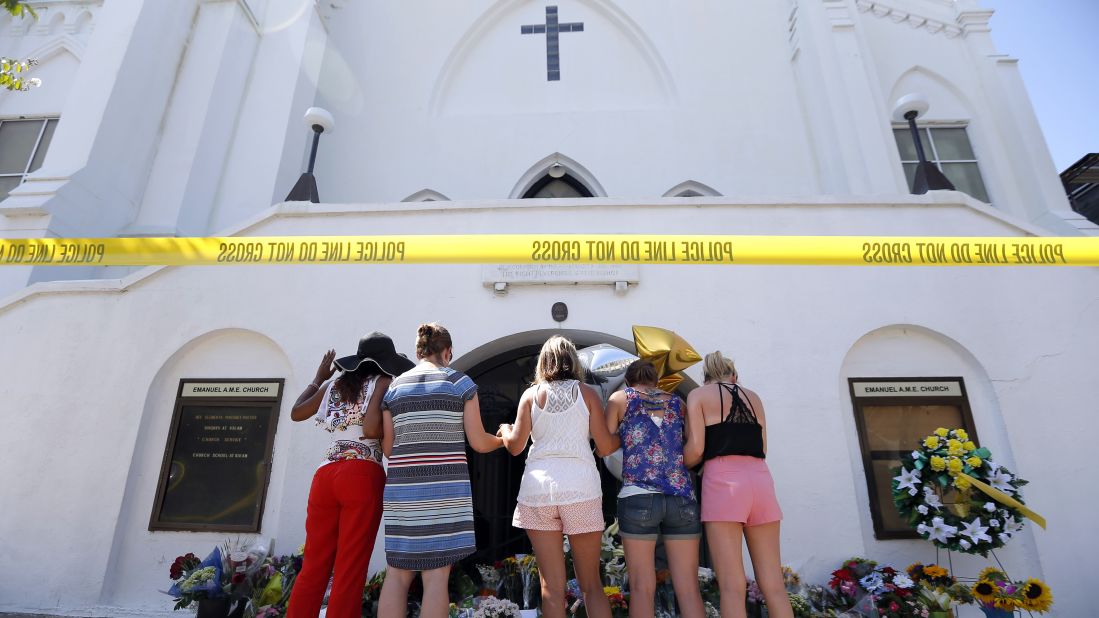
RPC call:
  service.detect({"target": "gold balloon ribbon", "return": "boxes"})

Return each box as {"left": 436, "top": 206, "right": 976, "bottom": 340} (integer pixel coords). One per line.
{"left": 632, "top": 325, "right": 702, "bottom": 391}
{"left": 957, "top": 472, "right": 1046, "bottom": 529}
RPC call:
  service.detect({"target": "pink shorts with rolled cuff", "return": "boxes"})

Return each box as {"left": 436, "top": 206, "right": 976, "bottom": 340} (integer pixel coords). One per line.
{"left": 701, "top": 455, "right": 783, "bottom": 526}
{"left": 512, "top": 498, "right": 605, "bottom": 535}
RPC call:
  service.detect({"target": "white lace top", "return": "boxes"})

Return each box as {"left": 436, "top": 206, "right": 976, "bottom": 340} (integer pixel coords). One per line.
{"left": 314, "top": 377, "right": 384, "bottom": 467}
{"left": 516, "top": 380, "right": 602, "bottom": 506}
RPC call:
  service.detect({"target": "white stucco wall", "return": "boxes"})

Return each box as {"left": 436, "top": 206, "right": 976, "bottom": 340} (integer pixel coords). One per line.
{"left": 0, "top": 196, "right": 1096, "bottom": 615}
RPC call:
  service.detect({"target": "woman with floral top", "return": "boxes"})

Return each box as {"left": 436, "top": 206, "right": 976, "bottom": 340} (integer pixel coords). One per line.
{"left": 605, "top": 359, "right": 705, "bottom": 618}
{"left": 286, "top": 332, "right": 414, "bottom": 618}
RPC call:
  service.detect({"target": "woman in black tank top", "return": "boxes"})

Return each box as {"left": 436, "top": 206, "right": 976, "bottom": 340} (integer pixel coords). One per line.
{"left": 685, "top": 351, "right": 793, "bottom": 618}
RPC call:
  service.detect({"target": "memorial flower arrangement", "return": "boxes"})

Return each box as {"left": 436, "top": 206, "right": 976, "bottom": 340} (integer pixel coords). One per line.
{"left": 972, "top": 567, "right": 1053, "bottom": 614}
{"left": 472, "top": 596, "right": 521, "bottom": 618}
{"left": 164, "top": 540, "right": 280, "bottom": 616}
{"left": 892, "top": 428, "right": 1038, "bottom": 555}
{"left": 827, "top": 557, "right": 924, "bottom": 618}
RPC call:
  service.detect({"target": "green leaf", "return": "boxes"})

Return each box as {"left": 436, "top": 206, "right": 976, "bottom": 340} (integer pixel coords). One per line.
{"left": 973, "top": 447, "right": 991, "bottom": 459}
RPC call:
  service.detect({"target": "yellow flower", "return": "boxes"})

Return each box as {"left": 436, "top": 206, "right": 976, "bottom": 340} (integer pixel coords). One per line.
{"left": 947, "top": 440, "right": 964, "bottom": 456}
{"left": 994, "top": 597, "right": 1019, "bottom": 611}
{"left": 604, "top": 586, "right": 621, "bottom": 596}
{"left": 978, "top": 567, "right": 1008, "bottom": 582}
{"left": 924, "top": 436, "right": 940, "bottom": 449}
{"left": 947, "top": 457, "right": 963, "bottom": 473}
{"left": 966, "top": 456, "right": 983, "bottom": 468}
{"left": 953, "top": 475, "right": 971, "bottom": 490}
{"left": 1020, "top": 578, "right": 1053, "bottom": 612}
{"left": 930, "top": 456, "right": 946, "bottom": 472}
{"left": 953, "top": 429, "right": 968, "bottom": 440}
{"left": 935, "top": 428, "right": 949, "bottom": 437}
{"left": 973, "top": 579, "right": 1001, "bottom": 605}
{"left": 923, "top": 565, "right": 949, "bottom": 579}
{"left": 963, "top": 441, "right": 977, "bottom": 451}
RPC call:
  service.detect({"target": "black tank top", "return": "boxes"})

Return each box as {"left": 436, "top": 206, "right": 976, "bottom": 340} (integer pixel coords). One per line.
{"left": 702, "top": 383, "right": 765, "bottom": 460}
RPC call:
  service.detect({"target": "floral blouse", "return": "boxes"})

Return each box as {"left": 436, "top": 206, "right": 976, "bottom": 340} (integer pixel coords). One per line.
{"left": 315, "top": 377, "right": 384, "bottom": 465}
{"left": 618, "top": 387, "right": 694, "bottom": 499}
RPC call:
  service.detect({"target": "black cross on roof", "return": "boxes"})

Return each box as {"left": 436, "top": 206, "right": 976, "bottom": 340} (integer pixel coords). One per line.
{"left": 521, "top": 6, "right": 584, "bottom": 81}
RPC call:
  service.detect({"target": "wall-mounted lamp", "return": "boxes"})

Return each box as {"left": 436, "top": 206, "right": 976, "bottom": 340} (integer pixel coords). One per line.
{"left": 285, "top": 107, "right": 335, "bottom": 203}
{"left": 548, "top": 161, "right": 567, "bottom": 179}
{"left": 892, "top": 94, "right": 955, "bottom": 195}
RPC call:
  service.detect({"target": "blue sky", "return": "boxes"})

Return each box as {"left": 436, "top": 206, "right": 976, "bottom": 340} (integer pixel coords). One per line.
{"left": 982, "top": 0, "right": 1099, "bottom": 171}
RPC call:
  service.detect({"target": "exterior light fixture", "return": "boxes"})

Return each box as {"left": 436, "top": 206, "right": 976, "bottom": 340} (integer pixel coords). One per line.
{"left": 892, "top": 94, "right": 955, "bottom": 194}
{"left": 285, "top": 107, "right": 335, "bottom": 203}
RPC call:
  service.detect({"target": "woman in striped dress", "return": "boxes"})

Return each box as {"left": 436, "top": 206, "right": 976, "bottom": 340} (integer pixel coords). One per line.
{"left": 378, "top": 322, "right": 504, "bottom": 618}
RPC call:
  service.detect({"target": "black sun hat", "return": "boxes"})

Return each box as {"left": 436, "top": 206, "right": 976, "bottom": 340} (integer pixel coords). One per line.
{"left": 334, "top": 332, "right": 415, "bottom": 377}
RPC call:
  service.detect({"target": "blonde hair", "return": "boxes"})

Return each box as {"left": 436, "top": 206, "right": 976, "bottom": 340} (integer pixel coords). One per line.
{"left": 534, "top": 336, "right": 582, "bottom": 383}
{"left": 416, "top": 322, "right": 452, "bottom": 359}
{"left": 703, "top": 351, "right": 737, "bottom": 383}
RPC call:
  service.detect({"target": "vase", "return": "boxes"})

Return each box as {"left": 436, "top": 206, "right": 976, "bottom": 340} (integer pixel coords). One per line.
{"left": 979, "top": 607, "right": 1014, "bottom": 618}
{"left": 196, "top": 597, "right": 245, "bottom": 618}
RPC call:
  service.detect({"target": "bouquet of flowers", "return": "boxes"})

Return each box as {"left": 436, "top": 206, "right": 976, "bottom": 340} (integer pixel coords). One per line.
{"left": 605, "top": 586, "right": 628, "bottom": 618}
{"left": 972, "top": 567, "right": 1053, "bottom": 614}
{"left": 518, "top": 554, "right": 539, "bottom": 609}
{"left": 477, "top": 564, "right": 502, "bottom": 598}
{"left": 828, "top": 557, "right": 923, "bottom": 618}
{"left": 473, "top": 596, "right": 521, "bottom": 618}
{"left": 167, "top": 549, "right": 224, "bottom": 610}
{"left": 495, "top": 557, "right": 524, "bottom": 606}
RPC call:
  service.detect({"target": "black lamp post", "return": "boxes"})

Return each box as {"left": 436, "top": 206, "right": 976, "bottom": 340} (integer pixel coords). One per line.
{"left": 894, "top": 94, "right": 955, "bottom": 195}
{"left": 285, "top": 107, "right": 334, "bottom": 203}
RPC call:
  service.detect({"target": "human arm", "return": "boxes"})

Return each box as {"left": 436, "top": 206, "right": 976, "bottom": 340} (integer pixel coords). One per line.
{"left": 684, "top": 388, "right": 706, "bottom": 468}
{"left": 604, "top": 390, "right": 627, "bottom": 436}
{"left": 583, "top": 383, "right": 620, "bottom": 457}
{"left": 382, "top": 409, "right": 395, "bottom": 458}
{"left": 360, "top": 375, "right": 391, "bottom": 440}
{"left": 501, "top": 389, "right": 534, "bottom": 456}
{"left": 464, "top": 393, "right": 505, "bottom": 453}
{"left": 290, "top": 349, "right": 336, "bottom": 422}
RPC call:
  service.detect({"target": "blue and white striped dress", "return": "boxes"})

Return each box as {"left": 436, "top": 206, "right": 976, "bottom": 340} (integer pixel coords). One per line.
{"left": 382, "top": 364, "right": 478, "bottom": 570}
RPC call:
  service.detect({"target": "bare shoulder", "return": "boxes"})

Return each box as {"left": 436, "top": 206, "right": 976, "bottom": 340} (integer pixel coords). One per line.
{"left": 579, "top": 382, "right": 602, "bottom": 402}
{"left": 607, "top": 388, "right": 627, "bottom": 403}
{"left": 739, "top": 385, "right": 764, "bottom": 407}
{"left": 687, "top": 382, "right": 716, "bottom": 402}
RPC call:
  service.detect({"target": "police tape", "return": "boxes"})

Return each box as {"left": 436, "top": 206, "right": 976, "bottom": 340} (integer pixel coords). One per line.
{"left": 0, "top": 235, "right": 1096, "bottom": 266}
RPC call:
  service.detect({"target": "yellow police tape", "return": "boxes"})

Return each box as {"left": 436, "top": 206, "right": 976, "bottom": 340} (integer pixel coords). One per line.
{"left": 0, "top": 235, "right": 1096, "bottom": 266}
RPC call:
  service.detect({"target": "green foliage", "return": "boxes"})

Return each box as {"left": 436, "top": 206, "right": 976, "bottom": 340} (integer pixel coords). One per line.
{"left": 1, "top": 57, "right": 40, "bottom": 91}
{"left": 3, "top": 0, "right": 36, "bottom": 18}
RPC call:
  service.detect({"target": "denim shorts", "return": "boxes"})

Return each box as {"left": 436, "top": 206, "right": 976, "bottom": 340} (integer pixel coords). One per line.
{"left": 617, "top": 493, "right": 702, "bottom": 541}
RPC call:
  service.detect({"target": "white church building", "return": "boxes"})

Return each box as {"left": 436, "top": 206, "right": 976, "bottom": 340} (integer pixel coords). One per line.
{"left": 1, "top": 0, "right": 1097, "bottom": 615}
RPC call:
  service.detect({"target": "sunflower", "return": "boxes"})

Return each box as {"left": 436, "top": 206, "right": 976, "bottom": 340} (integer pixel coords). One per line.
{"left": 972, "top": 579, "right": 1001, "bottom": 605}
{"left": 993, "top": 596, "right": 1019, "bottom": 611}
{"left": 1020, "top": 578, "right": 1053, "bottom": 612}
{"left": 978, "top": 566, "right": 1008, "bottom": 582}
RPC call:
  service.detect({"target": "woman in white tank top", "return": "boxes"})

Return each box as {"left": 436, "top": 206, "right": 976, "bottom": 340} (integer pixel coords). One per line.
{"left": 499, "top": 336, "right": 620, "bottom": 618}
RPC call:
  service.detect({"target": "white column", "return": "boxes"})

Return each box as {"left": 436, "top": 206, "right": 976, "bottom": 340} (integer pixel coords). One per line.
{"left": 788, "top": 0, "right": 904, "bottom": 195}
{"left": 127, "top": 0, "right": 260, "bottom": 236}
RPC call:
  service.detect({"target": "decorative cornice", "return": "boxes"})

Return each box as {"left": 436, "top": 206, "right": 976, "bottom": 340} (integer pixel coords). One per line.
{"left": 854, "top": 0, "right": 963, "bottom": 38}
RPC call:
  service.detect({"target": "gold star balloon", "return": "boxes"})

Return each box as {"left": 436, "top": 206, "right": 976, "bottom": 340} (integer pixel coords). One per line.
{"left": 631, "top": 325, "right": 701, "bottom": 392}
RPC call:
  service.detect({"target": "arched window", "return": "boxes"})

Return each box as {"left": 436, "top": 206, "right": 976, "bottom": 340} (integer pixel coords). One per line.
{"left": 663, "top": 180, "right": 722, "bottom": 198}
{"left": 521, "top": 173, "right": 594, "bottom": 199}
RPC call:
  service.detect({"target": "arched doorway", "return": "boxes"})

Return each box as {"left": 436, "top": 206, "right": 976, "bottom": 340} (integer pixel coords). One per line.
{"left": 454, "top": 331, "right": 629, "bottom": 563}
{"left": 453, "top": 330, "right": 697, "bottom": 564}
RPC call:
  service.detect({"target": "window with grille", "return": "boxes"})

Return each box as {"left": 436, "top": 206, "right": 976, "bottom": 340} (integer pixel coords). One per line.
{"left": 0, "top": 118, "right": 59, "bottom": 201}
{"left": 893, "top": 126, "right": 990, "bottom": 203}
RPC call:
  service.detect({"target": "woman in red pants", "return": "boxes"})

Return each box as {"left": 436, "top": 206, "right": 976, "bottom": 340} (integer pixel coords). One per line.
{"left": 286, "top": 332, "right": 414, "bottom": 618}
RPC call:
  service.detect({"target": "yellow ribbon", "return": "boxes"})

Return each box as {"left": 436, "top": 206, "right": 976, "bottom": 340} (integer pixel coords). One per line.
{"left": 957, "top": 472, "right": 1046, "bottom": 529}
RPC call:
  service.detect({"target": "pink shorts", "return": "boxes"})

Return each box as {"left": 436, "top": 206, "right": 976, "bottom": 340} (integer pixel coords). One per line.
{"left": 701, "top": 455, "right": 783, "bottom": 526}
{"left": 512, "top": 498, "right": 605, "bottom": 535}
